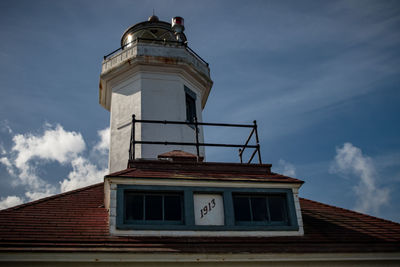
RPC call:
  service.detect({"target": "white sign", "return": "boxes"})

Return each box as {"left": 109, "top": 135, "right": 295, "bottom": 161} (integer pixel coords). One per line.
{"left": 193, "top": 194, "right": 224, "bottom": 225}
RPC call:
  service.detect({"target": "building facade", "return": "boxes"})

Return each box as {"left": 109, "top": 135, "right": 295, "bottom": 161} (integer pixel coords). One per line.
{"left": 0, "top": 15, "right": 399, "bottom": 266}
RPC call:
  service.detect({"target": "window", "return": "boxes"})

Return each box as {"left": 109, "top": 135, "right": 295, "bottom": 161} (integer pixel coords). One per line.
{"left": 233, "top": 194, "right": 288, "bottom": 225}
{"left": 124, "top": 192, "right": 183, "bottom": 225}
{"left": 185, "top": 86, "right": 197, "bottom": 123}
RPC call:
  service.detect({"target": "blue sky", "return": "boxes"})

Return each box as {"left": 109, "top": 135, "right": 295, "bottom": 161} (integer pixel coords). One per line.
{"left": 0, "top": 0, "right": 399, "bottom": 222}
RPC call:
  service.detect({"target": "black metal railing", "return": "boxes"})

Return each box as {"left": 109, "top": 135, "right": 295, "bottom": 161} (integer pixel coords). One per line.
{"left": 127, "top": 114, "right": 262, "bottom": 165}
{"left": 103, "top": 37, "right": 209, "bottom": 67}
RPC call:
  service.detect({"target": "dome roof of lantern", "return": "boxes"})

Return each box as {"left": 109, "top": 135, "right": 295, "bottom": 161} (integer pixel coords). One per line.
{"left": 120, "top": 16, "right": 187, "bottom": 47}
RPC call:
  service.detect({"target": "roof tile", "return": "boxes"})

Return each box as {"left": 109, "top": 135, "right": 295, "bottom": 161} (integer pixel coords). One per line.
{"left": 0, "top": 183, "right": 399, "bottom": 253}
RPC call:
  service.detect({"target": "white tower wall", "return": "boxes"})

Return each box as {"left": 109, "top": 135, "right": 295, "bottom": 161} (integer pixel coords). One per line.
{"left": 140, "top": 71, "right": 205, "bottom": 159}
{"left": 108, "top": 68, "right": 206, "bottom": 173}
{"left": 100, "top": 19, "right": 212, "bottom": 173}
{"left": 108, "top": 73, "right": 142, "bottom": 173}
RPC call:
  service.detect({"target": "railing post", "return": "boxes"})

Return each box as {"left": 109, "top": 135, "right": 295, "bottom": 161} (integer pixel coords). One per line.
{"left": 194, "top": 116, "right": 200, "bottom": 160}
{"left": 128, "top": 114, "right": 136, "bottom": 167}
{"left": 253, "top": 120, "right": 262, "bottom": 164}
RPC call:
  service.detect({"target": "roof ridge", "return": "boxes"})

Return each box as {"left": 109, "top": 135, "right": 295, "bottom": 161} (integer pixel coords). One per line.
{"left": 300, "top": 197, "right": 400, "bottom": 226}
{"left": 0, "top": 182, "right": 104, "bottom": 212}
{"left": 270, "top": 171, "right": 305, "bottom": 181}
{"left": 107, "top": 168, "right": 136, "bottom": 177}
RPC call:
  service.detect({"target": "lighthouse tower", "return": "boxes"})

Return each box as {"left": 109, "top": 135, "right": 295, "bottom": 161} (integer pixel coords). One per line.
{"left": 99, "top": 15, "right": 213, "bottom": 173}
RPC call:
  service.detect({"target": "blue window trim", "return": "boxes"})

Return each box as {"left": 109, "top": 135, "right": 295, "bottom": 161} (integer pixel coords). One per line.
{"left": 116, "top": 185, "right": 299, "bottom": 231}
{"left": 184, "top": 86, "right": 197, "bottom": 100}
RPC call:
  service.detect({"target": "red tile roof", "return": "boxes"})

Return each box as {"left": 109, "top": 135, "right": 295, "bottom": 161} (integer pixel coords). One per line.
{"left": 0, "top": 182, "right": 399, "bottom": 253}
{"left": 113, "top": 160, "right": 303, "bottom": 184}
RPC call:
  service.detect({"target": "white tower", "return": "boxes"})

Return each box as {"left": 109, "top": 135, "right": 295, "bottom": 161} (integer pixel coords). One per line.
{"left": 99, "top": 15, "right": 213, "bottom": 173}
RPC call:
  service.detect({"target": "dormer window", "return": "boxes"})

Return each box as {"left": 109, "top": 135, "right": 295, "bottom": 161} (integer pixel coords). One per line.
{"left": 233, "top": 194, "right": 288, "bottom": 225}
{"left": 124, "top": 192, "right": 183, "bottom": 224}
{"left": 116, "top": 185, "right": 298, "bottom": 231}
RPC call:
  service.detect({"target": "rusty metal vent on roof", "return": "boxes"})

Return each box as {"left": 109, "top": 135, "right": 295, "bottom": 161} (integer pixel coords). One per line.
{"left": 127, "top": 114, "right": 262, "bottom": 166}
{"left": 158, "top": 150, "right": 204, "bottom": 162}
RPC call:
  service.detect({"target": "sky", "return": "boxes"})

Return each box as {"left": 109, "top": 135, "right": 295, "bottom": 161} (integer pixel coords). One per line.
{"left": 0, "top": 0, "right": 399, "bottom": 222}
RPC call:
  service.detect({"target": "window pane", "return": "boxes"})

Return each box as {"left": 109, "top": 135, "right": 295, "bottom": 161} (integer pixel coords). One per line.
{"left": 186, "top": 94, "right": 196, "bottom": 122}
{"left": 145, "top": 195, "right": 162, "bottom": 220}
{"left": 251, "top": 197, "right": 268, "bottom": 221}
{"left": 233, "top": 196, "right": 251, "bottom": 221}
{"left": 164, "top": 195, "right": 182, "bottom": 221}
{"left": 269, "top": 195, "right": 287, "bottom": 222}
{"left": 125, "top": 194, "right": 143, "bottom": 220}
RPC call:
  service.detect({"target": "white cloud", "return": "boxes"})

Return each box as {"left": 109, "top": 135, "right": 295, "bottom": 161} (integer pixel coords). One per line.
{"left": 89, "top": 127, "right": 109, "bottom": 169}
{"left": 0, "top": 120, "right": 13, "bottom": 134}
{"left": 25, "top": 184, "right": 57, "bottom": 201}
{"left": 2, "top": 124, "right": 85, "bottom": 195}
{"left": 0, "top": 123, "right": 108, "bottom": 206}
{"left": 276, "top": 159, "right": 296, "bottom": 177}
{"left": 0, "top": 144, "right": 6, "bottom": 155}
{"left": 0, "top": 157, "right": 15, "bottom": 176}
{"left": 12, "top": 124, "right": 85, "bottom": 168}
{"left": 0, "top": 157, "right": 12, "bottom": 168}
{"left": 60, "top": 156, "right": 107, "bottom": 193}
{"left": 331, "top": 142, "right": 390, "bottom": 214}
{"left": 93, "top": 127, "right": 110, "bottom": 155}
{"left": 0, "top": 196, "right": 23, "bottom": 210}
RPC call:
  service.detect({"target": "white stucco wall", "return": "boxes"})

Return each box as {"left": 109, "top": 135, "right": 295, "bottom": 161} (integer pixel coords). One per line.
{"left": 109, "top": 74, "right": 142, "bottom": 172}
{"left": 140, "top": 72, "right": 205, "bottom": 159}
{"left": 108, "top": 69, "right": 206, "bottom": 173}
